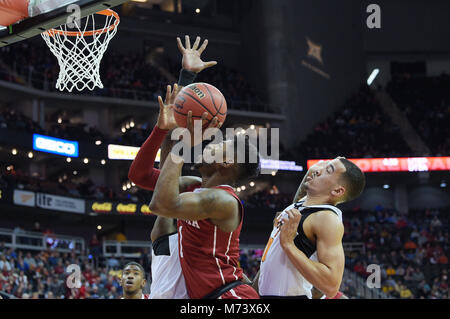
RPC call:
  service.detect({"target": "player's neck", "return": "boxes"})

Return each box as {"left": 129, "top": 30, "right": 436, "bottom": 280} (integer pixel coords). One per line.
{"left": 123, "top": 291, "right": 142, "bottom": 299}
{"left": 201, "top": 173, "right": 230, "bottom": 189}
{"left": 303, "top": 194, "right": 335, "bottom": 206}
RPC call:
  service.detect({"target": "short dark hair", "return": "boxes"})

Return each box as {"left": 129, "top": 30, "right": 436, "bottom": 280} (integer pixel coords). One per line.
{"left": 339, "top": 158, "right": 365, "bottom": 202}
{"left": 233, "top": 135, "right": 260, "bottom": 182}
{"left": 123, "top": 262, "right": 145, "bottom": 274}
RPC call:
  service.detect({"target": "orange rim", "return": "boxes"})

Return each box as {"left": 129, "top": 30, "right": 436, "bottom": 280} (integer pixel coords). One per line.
{"left": 44, "top": 9, "right": 119, "bottom": 37}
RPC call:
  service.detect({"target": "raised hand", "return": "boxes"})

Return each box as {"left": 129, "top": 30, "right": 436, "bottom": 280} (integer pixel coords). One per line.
{"left": 177, "top": 35, "right": 217, "bottom": 74}
{"left": 156, "top": 84, "right": 180, "bottom": 131}
{"left": 185, "top": 111, "right": 222, "bottom": 147}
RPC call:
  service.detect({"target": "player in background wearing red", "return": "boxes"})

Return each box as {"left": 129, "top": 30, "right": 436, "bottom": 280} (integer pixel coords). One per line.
{"left": 120, "top": 262, "right": 149, "bottom": 299}
{"left": 128, "top": 35, "right": 217, "bottom": 298}
{"left": 148, "top": 37, "right": 261, "bottom": 299}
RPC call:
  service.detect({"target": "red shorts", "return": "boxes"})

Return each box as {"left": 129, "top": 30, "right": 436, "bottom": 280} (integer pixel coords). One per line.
{"left": 219, "top": 284, "right": 260, "bottom": 299}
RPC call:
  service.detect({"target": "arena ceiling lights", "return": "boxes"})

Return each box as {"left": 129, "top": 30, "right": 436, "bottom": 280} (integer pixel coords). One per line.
{"left": 307, "top": 157, "right": 450, "bottom": 173}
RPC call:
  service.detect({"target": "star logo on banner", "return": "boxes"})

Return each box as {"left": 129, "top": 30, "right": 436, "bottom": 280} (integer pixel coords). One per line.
{"left": 306, "top": 37, "right": 324, "bottom": 65}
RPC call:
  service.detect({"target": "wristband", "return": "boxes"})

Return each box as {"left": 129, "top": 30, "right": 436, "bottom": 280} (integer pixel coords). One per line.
{"left": 178, "top": 69, "right": 197, "bottom": 87}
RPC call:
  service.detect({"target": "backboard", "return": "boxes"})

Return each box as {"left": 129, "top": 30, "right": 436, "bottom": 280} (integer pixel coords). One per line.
{"left": 0, "top": 0, "right": 129, "bottom": 47}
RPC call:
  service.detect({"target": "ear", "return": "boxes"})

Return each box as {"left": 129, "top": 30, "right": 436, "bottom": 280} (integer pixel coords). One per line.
{"left": 331, "top": 185, "right": 346, "bottom": 199}
{"left": 141, "top": 279, "right": 146, "bottom": 289}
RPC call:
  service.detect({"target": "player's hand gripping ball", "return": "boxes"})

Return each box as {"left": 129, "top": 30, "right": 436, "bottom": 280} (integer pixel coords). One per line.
{"left": 174, "top": 83, "right": 227, "bottom": 129}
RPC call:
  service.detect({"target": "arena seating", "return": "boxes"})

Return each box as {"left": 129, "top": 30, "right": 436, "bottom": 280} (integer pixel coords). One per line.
{"left": 297, "top": 84, "right": 413, "bottom": 159}
{"left": 386, "top": 73, "right": 450, "bottom": 156}
{"left": 0, "top": 42, "right": 268, "bottom": 112}
{"left": 0, "top": 200, "right": 448, "bottom": 298}
{"left": 343, "top": 207, "right": 449, "bottom": 299}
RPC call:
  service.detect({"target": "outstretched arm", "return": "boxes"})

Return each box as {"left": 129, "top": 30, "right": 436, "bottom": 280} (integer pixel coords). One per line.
{"left": 177, "top": 35, "right": 217, "bottom": 74}
{"left": 280, "top": 209, "right": 345, "bottom": 298}
{"left": 129, "top": 35, "right": 216, "bottom": 191}
{"left": 147, "top": 35, "right": 216, "bottom": 241}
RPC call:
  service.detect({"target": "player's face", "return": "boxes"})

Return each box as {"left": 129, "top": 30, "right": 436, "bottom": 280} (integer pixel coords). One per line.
{"left": 197, "top": 140, "right": 235, "bottom": 170}
{"left": 120, "top": 265, "right": 145, "bottom": 293}
{"left": 202, "top": 140, "right": 234, "bottom": 161}
{"left": 304, "top": 158, "right": 347, "bottom": 200}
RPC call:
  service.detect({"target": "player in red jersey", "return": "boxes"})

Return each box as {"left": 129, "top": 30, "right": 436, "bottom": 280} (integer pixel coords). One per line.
{"left": 120, "top": 262, "right": 150, "bottom": 299}
{"left": 128, "top": 35, "right": 218, "bottom": 298}
{"left": 129, "top": 35, "right": 255, "bottom": 298}
{"left": 148, "top": 63, "right": 261, "bottom": 298}
{"left": 149, "top": 136, "right": 260, "bottom": 299}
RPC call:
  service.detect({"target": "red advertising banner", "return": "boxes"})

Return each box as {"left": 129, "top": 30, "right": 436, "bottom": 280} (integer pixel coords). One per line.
{"left": 307, "top": 157, "right": 450, "bottom": 172}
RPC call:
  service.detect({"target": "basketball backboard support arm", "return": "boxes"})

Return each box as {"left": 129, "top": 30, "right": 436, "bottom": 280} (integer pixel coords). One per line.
{"left": 0, "top": 0, "right": 128, "bottom": 48}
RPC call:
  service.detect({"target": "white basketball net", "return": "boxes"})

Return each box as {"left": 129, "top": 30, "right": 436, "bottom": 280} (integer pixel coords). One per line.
{"left": 41, "top": 11, "right": 119, "bottom": 92}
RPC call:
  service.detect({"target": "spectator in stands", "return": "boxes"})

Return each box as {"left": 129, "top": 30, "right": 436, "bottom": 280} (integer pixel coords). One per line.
{"left": 0, "top": 255, "right": 11, "bottom": 272}
{"left": 297, "top": 85, "right": 412, "bottom": 159}
{"left": 107, "top": 255, "right": 120, "bottom": 269}
{"left": 33, "top": 222, "right": 42, "bottom": 233}
{"left": 431, "top": 216, "right": 442, "bottom": 229}
{"left": 89, "top": 234, "right": 102, "bottom": 261}
{"left": 404, "top": 239, "right": 417, "bottom": 250}
{"left": 343, "top": 206, "right": 449, "bottom": 298}
{"left": 399, "top": 284, "right": 413, "bottom": 299}
{"left": 23, "top": 252, "right": 36, "bottom": 269}
{"left": 387, "top": 73, "right": 450, "bottom": 155}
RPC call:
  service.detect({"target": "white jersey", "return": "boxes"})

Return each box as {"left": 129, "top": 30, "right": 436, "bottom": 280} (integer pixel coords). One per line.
{"left": 258, "top": 202, "right": 342, "bottom": 298}
{"left": 149, "top": 232, "right": 188, "bottom": 299}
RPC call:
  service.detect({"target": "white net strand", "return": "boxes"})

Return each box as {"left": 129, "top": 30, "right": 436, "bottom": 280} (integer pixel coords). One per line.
{"left": 41, "top": 11, "right": 119, "bottom": 92}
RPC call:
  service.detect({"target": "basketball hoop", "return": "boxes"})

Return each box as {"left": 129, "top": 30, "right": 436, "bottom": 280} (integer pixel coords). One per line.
{"left": 41, "top": 9, "right": 120, "bottom": 92}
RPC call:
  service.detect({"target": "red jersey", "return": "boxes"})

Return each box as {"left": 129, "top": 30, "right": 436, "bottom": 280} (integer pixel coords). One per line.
{"left": 177, "top": 185, "right": 244, "bottom": 299}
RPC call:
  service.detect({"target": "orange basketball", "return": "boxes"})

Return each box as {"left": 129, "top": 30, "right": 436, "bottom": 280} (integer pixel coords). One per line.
{"left": 174, "top": 83, "right": 227, "bottom": 129}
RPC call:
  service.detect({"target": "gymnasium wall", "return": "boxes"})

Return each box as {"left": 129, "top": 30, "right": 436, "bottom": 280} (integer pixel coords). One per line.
{"left": 361, "top": 0, "right": 450, "bottom": 54}
{"left": 254, "top": 0, "right": 366, "bottom": 146}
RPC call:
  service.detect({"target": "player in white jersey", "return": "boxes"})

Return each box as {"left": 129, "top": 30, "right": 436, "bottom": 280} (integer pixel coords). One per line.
{"left": 149, "top": 218, "right": 189, "bottom": 299}
{"left": 148, "top": 124, "right": 201, "bottom": 299}
{"left": 254, "top": 157, "right": 365, "bottom": 299}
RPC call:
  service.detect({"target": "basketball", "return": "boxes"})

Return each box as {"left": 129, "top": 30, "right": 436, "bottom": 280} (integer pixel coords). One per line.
{"left": 174, "top": 83, "right": 227, "bottom": 129}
